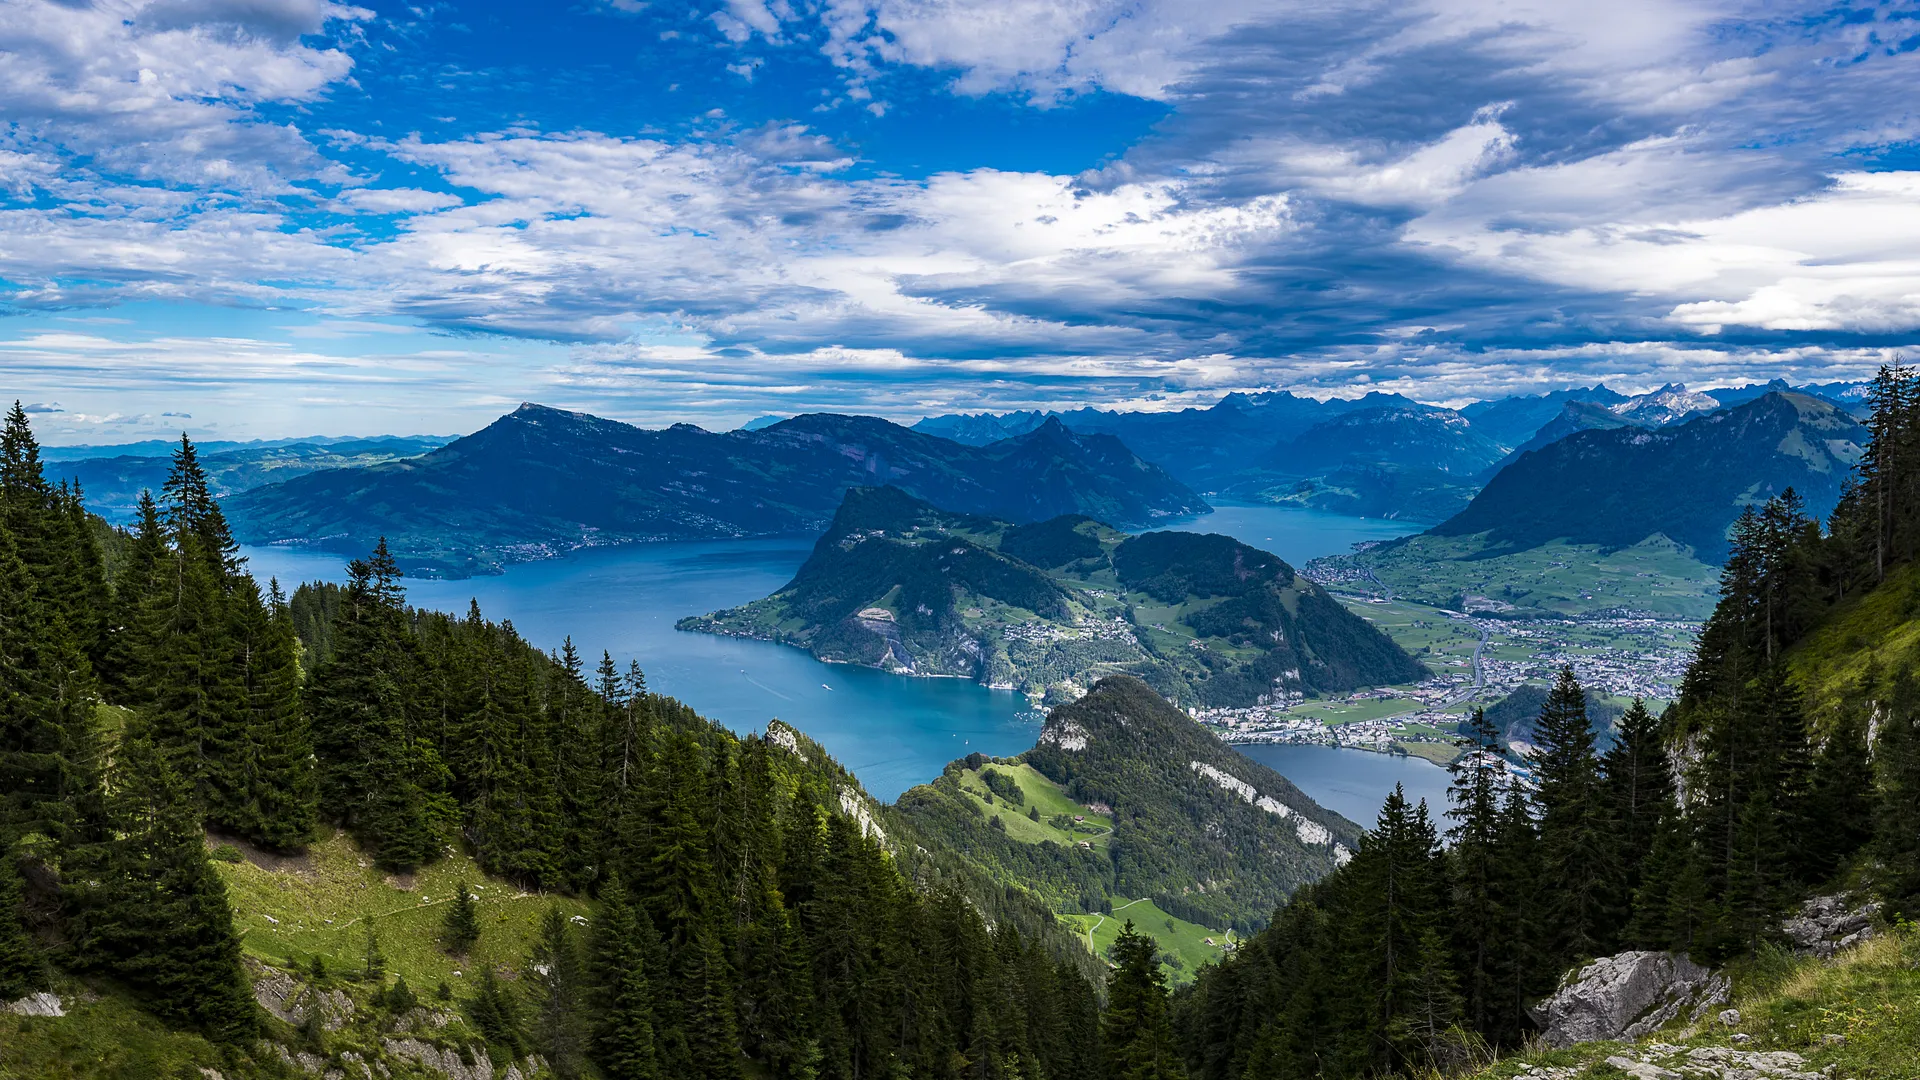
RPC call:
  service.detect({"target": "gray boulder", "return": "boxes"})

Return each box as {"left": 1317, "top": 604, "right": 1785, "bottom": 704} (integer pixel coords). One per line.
{"left": 1782, "top": 893, "right": 1879, "bottom": 958}
{"left": 1529, "top": 950, "right": 1729, "bottom": 1048}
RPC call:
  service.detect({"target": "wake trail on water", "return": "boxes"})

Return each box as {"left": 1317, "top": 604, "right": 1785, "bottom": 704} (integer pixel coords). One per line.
{"left": 739, "top": 673, "right": 795, "bottom": 701}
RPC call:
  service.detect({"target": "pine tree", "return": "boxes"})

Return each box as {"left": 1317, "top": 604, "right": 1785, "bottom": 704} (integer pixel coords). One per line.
{"left": 1445, "top": 709, "right": 1506, "bottom": 1040}
{"left": 1102, "top": 921, "right": 1186, "bottom": 1080}
{"left": 1874, "top": 671, "right": 1920, "bottom": 920}
{"left": 589, "top": 876, "right": 663, "bottom": 1080}
{"left": 0, "top": 840, "right": 44, "bottom": 999}
{"left": 1490, "top": 787, "right": 1547, "bottom": 1032}
{"left": 1531, "top": 666, "right": 1620, "bottom": 965}
{"left": 1803, "top": 698, "right": 1874, "bottom": 886}
{"left": 71, "top": 731, "right": 256, "bottom": 1041}
{"left": 530, "top": 904, "right": 588, "bottom": 1080}
{"left": 308, "top": 540, "right": 451, "bottom": 870}
{"left": 444, "top": 882, "right": 481, "bottom": 954}
{"left": 1333, "top": 786, "right": 1449, "bottom": 1077}
{"left": 1600, "top": 699, "right": 1672, "bottom": 912}
{"left": 239, "top": 577, "right": 318, "bottom": 850}
{"left": 468, "top": 967, "right": 527, "bottom": 1060}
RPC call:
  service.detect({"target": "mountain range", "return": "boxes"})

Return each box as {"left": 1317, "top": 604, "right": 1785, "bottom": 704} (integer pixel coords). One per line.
{"left": 1429, "top": 391, "right": 1869, "bottom": 563}
{"left": 47, "top": 436, "right": 452, "bottom": 523}
{"left": 228, "top": 405, "right": 1207, "bottom": 577}
{"left": 679, "top": 485, "right": 1425, "bottom": 707}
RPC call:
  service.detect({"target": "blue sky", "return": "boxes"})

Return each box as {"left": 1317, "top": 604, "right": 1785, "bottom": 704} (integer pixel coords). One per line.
{"left": 3, "top": 0, "right": 1920, "bottom": 442}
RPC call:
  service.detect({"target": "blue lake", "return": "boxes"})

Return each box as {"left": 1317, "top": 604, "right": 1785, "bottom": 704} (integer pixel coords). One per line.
{"left": 241, "top": 501, "right": 1433, "bottom": 810}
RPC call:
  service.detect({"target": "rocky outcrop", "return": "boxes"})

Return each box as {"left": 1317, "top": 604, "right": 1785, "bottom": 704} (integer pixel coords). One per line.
{"left": 1529, "top": 951, "right": 1729, "bottom": 1048}
{"left": 1782, "top": 894, "right": 1880, "bottom": 958}
{"left": 3, "top": 991, "right": 64, "bottom": 1017}
{"left": 381, "top": 1038, "right": 543, "bottom": 1080}
{"left": 250, "top": 962, "right": 354, "bottom": 1031}
{"left": 1516, "top": 1043, "right": 1827, "bottom": 1080}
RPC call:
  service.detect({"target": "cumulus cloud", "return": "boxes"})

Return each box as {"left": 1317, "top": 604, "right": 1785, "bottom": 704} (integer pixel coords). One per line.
{"left": 1, "top": 0, "right": 1919, "bottom": 431}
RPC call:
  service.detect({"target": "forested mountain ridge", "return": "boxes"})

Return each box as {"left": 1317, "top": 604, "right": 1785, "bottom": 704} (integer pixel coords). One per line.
{"left": 680, "top": 485, "right": 1424, "bottom": 707}
{"left": 892, "top": 676, "right": 1358, "bottom": 977}
{"left": 1173, "top": 365, "right": 1920, "bottom": 1080}
{"left": 0, "top": 407, "right": 1147, "bottom": 1080}
{"left": 227, "top": 404, "right": 1206, "bottom": 578}
{"left": 1430, "top": 391, "right": 1868, "bottom": 563}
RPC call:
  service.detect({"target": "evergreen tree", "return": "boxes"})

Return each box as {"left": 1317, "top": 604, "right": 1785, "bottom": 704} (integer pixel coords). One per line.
{"left": 589, "top": 876, "right": 663, "bottom": 1080}
{"left": 1444, "top": 709, "right": 1504, "bottom": 1039}
{"left": 1530, "top": 666, "right": 1619, "bottom": 965}
{"left": 1874, "top": 671, "right": 1920, "bottom": 921}
{"left": 1803, "top": 698, "right": 1874, "bottom": 886}
{"left": 239, "top": 577, "right": 318, "bottom": 850}
{"left": 444, "top": 882, "right": 481, "bottom": 954}
{"left": 530, "top": 904, "right": 588, "bottom": 1080}
{"left": 1102, "top": 921, "right": 1185, "bottom": 1080}
{"left": 71, "top": 731, "right": 256, "bottom": 1041}
{"left": 468, "top": 967, "right": 527, "bottom": 1060}
{"left": 0, "top": 840, "right": 43, "bottom": 999}
{"left": 307, "top": 540, "right": 452, "bottom": 870}
{"left": 1600, "top": 699, "right": 1672, "bottom": 911}
{"left": 1333, "top": 786, "right": 1449, "bottom": 1076}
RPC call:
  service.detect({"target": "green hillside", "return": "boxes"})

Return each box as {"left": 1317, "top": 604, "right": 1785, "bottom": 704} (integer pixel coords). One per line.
{"left": 1789, "top": 560, "right": 1920, "bottom": 726}
{"left": 890, "top": 676, "right": 1360, "bottom": 983}
{"left": 682, "top": 485, "right": 1425, "bottom": 706}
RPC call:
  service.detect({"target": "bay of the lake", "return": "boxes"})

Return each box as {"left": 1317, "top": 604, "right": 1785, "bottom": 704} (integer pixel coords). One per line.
{"left": 240, "top": 500, "right": 1432, "bottom": 810}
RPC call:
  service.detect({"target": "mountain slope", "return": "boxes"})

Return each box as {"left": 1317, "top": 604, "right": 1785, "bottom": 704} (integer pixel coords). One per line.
{"left": 47, "top": 436, "right": 450, "bottom": 523}
{"left": 681, "top": 486, "right": 1425, "bottom": 706}
{"left": 892, "top": 676, "right": 1360, "bottom": 951}
{"left": 1485, "top": 399, "right": 1641, "bottom": 476}
{"left": 1267, "top": 405, "right": 1509, "bottom": 476}
{"left": 1429, "top": 391, "right": 1868, "bottom": 563}
{"left": 228, "top": 406, "right": 1207, "bottom": 576}
{"left": 1459, "top": 384, "right": 1629, "bottom": 446}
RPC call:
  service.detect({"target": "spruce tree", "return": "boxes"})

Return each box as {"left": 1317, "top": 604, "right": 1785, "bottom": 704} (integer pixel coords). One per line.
{"left": 72, "top": 731, "right": 256, "bottom": 1041}
{"left": 240, "top": 577, "right": 318, "bottom": 850}
{"left": 307, "top": 540, "right": 450, "bottom": 870}
{"left": 468, "top": 967, "right": 527, "bottom": 1060}
{"left": 589, "top": 876, "right": 664, "bottom": 1080}
{"left": 444, "top": 882, "right": 481, "bottom": 954}
{"left": 0, "top": 840, "right": 44, "bottom": 999}
{"left": 1600, "top": 699, "right": 1672, "bottom": 910}
{"left": 1874, "top": 671, "right": 1920, "bottom": 920}
{"left": 530, "top": 904, "right": 587, "bottom": 1080}
{"left": 1803, "top": 698, "right": 1874, "bottom": 885}
{"left": 1102, "top": 921, "right": 1186, "bottom": 1080}
{"left": 1445, "top": 709, "right": 1505, "bottom": 1039}
{"left": 1333, "top": 786, "right": 1449, "bottom": 1076}
{"left": 1530, "top": 666, "right": 1620, "bottom": 965}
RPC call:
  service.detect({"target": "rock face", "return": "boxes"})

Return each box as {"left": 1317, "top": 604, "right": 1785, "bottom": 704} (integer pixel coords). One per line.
{"left": 1529, "top": 951, "right": 1729, "bottom": 1049}
{"left": 1521, "top": 1044, "right": 1827, "bottom": 1080}
{"left": 1782, "top": 893, "right": 1880, "bottom": 957}
{"left": 250, "top": 962, "right": 354, "bottom": 1031}
{"left": 382, "top": 1039, "right": 543, "bottom": 1080}
{"left": 3, "top": 991, "right": 64, "bottom": 1017}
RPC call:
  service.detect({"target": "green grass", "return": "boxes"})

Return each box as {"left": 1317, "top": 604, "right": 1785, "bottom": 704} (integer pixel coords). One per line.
{"left": 219, "top": 827, "right": 588, "bottom": 991}
{"left": 1343, "top": 534, "right": 1721, "bottom": 620}
{"left": 953, "top": 762, "right": 1114, "bottom": 848}
{"left": 1279, "top": 694, "right": 1428, "bottom": 726}
{"left": 1790, "top": 560, "right": 1920, "bottom": 726}
{"left": 1468, "top": 927, "right": 1920, "bottom": 1080}
{"left": 0, "top": 976, "right": 241, "bottom": 1080}
{"left": 1058, "top": 896, "right": 1235, "bottom": 987}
